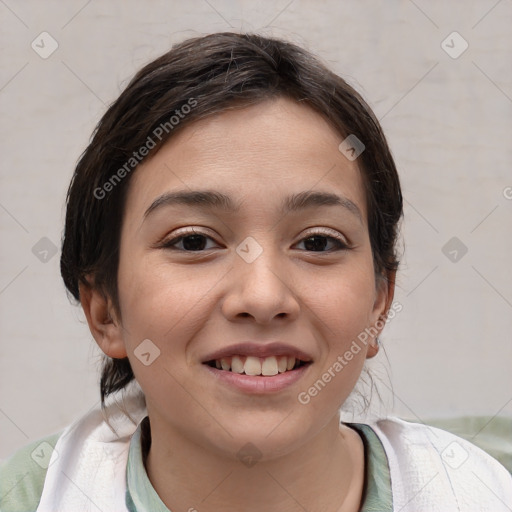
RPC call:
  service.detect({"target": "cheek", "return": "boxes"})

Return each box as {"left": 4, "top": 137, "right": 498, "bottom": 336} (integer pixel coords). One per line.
{"left": 117, "top": 255, "right": 216, "bottom": 348}
{"left": 297, "top": 271, "right": 375, "bottom": 414}
{"left": 115, "top": 258, "right": 207, "bottom": 401}
{"left": 303, "top": 258, "right": 377, "bottom": 392}
{"left": 308, "top": 259, "right": 377, "bottom": 338}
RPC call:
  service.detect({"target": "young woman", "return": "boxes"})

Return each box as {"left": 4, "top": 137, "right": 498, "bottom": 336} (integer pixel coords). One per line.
{"left": 1, "top": 32, "right": 511, "bottom": 512}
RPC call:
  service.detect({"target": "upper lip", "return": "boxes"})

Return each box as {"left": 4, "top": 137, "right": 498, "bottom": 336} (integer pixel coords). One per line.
{"left": 201, "top": 342, "right": 314, "bottom": 363}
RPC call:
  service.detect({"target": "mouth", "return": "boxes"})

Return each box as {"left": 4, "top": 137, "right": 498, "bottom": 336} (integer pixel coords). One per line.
{"left": 203, "top": 355, "right": 311, "bottom": 376}
{"left": 200, "top": 342, "right": 314, "bottom": 392}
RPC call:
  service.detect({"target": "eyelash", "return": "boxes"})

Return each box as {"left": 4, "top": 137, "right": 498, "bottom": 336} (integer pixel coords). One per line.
{"left": 159, "top": 227, "right": 350, "bottom": 253}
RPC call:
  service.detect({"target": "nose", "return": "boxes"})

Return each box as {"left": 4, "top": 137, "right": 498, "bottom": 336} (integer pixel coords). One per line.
{"left": 221, "top": 244, "right": 301, "bottom": 325}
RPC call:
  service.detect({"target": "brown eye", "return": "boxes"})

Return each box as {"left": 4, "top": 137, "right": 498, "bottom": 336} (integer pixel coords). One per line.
{"left": 160, "top": 229, "right": 219, "bottom": 251}
{"left": 174, "top": 234, "right": 210, "bottom": 251}
{"left": 295, "top": 229, "right": 350, "bottom": 253}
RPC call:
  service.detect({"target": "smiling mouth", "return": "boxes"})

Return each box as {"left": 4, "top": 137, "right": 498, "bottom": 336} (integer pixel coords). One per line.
{"left": 204, "top": 355, "right": 311, "bottom": 376}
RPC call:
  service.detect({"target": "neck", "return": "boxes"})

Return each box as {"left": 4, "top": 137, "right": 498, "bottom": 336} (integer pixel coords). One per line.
{"left": 143, "top": 414, "right": 365, "bottom": 512}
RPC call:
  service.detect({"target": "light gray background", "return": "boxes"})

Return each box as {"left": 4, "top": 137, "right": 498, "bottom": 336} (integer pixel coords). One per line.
{"left": 1, "top": 0, "right": 511, "bottom": 459}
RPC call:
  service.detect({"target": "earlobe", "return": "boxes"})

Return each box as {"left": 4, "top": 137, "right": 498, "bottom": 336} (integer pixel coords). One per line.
{"left": 366, "top": 336, "right": 380, "bottom": 358}
{"left": 79, "top": 282, "right": 127, "bottom": 359}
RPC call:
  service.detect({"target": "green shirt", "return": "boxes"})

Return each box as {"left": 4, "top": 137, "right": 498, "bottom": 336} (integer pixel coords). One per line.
{"left": 0, "top": 419, "right": 392, "bottom": 512}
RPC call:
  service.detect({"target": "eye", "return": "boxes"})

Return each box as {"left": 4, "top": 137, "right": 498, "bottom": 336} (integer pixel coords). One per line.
{"left": 159, "top": 228, "right": 350, "bottom": 253}
{"left": 294, "top": 229, "right": 350, "bottom": 252}
{"left": 160, "top": 228, "right": 219, "bottom": 252}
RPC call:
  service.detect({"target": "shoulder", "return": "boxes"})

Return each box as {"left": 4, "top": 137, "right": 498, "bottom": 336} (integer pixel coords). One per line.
{"left": 367, "top": 416, "right": 512, "bottom": 509}
{"left": 372, "top": 416, "right": 512, "bottom": 478}
{"left": 0, "top": 431, "right": 62, "bottom": 512}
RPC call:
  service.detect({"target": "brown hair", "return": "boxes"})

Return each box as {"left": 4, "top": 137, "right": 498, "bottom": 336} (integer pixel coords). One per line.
{"left": 60, "top": 32, "right": 403, "bottom": 411}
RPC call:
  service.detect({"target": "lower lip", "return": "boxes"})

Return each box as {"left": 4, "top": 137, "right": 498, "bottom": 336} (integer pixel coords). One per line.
{"left": 203, "top": 364, "right": 312, "bottom": 393}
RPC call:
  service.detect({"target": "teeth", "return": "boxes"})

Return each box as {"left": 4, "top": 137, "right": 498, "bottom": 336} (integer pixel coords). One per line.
{"left": 244, "top": 356, "right": 262, "bottom": 376}
{"left": 211, "top": 355, "right": 304, "bottom": 375}
{"left": 277, "top": 356, "right": 288, "bottom": 373}
{"left": 231, "top": 355, "right": 244, "bottom": 374}
{"left": 261, "top": 356, "right": 279, "bottom": 376}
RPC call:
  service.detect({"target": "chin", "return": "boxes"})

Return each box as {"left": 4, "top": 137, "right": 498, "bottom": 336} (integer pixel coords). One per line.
{"left": 209, "top": 414, "right": 319, "bottom": 462}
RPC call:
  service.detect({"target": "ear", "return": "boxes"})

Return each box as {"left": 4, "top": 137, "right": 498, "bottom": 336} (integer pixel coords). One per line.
{"left": 366, "top": 269, "right": 397, "bottom": 358}
{"left": 79, "top": 280, "right": 127, "bottom": 359}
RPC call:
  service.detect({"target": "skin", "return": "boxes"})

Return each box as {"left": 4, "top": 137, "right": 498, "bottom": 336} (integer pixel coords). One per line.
{"left": 81, "top": 97, "right": 395, "bottom": 512}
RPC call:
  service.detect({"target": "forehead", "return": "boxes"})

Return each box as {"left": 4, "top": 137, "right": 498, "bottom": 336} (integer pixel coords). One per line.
{"left": 124, "top": 97, "right": 367, "bottom": 223}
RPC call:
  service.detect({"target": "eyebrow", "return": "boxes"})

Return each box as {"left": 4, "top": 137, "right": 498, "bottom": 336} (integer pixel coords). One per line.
{"left": 143, "top": 189, "right": 363, "bottom": 223}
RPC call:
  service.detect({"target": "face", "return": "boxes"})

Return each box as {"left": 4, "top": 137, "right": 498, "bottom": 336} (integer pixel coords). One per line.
{"left": 87, "top": 97, "right": 392, "bottom": 461}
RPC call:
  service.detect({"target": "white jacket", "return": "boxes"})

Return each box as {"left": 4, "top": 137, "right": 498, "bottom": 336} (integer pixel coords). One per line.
{"left": 36, "top": 389, "right": 512, "bottom": 512}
